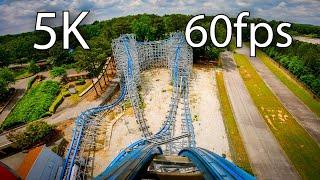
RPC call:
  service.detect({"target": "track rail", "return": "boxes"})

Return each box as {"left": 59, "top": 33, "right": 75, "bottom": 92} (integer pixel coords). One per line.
{"left": 62, "top": 32, "right": 196, "bottom": 180}
{"left": 179, "top": 148, "right": 255, "bottom": 180}
{"left": 60, "top": 83, "right": 126, "bottom": 180}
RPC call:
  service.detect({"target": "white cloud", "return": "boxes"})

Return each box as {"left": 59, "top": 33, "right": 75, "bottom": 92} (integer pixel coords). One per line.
{"left": 0, "top": 0, "right": 319, "bottom": 35}
{"left": 254, "top": 1, "right": 320, "bottom": 24}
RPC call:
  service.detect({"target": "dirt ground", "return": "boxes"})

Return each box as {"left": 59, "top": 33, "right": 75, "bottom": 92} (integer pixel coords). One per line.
{"left": 190, "top": 65, "right": 231, "bottom": 159}
{"left": 141, "top": 68, "right": 173, "bottom": 134}
{"left": 91, "top": 66, "right": 231, "bottom": 176}
{"left": 294, "top": 36, "right": 320, "bottom": 45}
{"left": 93, "top": 108, "right": 141, "bottom": 175}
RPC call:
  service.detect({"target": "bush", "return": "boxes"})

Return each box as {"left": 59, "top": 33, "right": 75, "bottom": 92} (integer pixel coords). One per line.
{"left": 50, "top": 67, "right": 67, "bottom": 78}
{"left": 28, "top": 61, "right": 40, "bottom": 74}
{"left": 311, "top": 79, "right": 320, "bottom": 96}
{"left": 287, "top": 56, "right": 304, "bottom": 77}
{"left": 7, "top": 121, "right": 55, "bottom": 150}
{"left": 300, "top": 74, "right": 316, "bottom": 87}
{"left": 1, "top": 80, "right": 60, "bottom": 130}
{"left": 26, "top": 76, "right": 36, "bottom": 90}
{"left": 51, "top": 138, "right": 68, "bottom": 156}
{"left": 49, "top": 94, "right": 64, "bottom": 113}
{"left": 75, "top": 78, "right": 85, "bottom": 85}
{"left": 0, "top": 68, "right": 15, "bottom": 97}
{"left": 207, "top": 47, "right": 223, "bottom": 60}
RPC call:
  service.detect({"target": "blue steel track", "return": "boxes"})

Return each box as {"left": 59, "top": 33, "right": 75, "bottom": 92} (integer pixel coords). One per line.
{"left": 60, "top": 33, "right": 255, "bottom": 180}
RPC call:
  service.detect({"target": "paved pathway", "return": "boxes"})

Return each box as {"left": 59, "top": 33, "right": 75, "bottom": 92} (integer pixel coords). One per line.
{"left": 221, "top": 52, "right": 299, "bottom": 179}
{"left": 294, "top": 36, "right": 320, "bottom": 45}
{"left": 0, "top": 77, "right": 30, "bottom": 123}
{"left": 237, "top": 47, "right": 320, "bottom": 144}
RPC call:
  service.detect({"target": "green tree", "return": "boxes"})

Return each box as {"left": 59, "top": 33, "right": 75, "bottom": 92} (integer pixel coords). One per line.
{"left": 50, "top": 67, "right": 67, "bottom": 78}
{"left": 207, "top": 47, "right": 223, "bottom": 60}
{"left": 74, "top": 38, "right": 107, "bottom": 94}
{"left": 0, "top": 68, "right": 15, "bottom": 97}
{"left": 28, "top": 61, "right": 40, "bottom": 74}
{"left": 7, "top": 121, "right": 55, "bottom": 149}
{"left": 0, "top": 46, "right": 10, "bottom": 67}
{"left": 49, "top": 42, "right": 73, "bottom": 66}
{"left": 131, "top": 15, "right": 156, "bottom": 41}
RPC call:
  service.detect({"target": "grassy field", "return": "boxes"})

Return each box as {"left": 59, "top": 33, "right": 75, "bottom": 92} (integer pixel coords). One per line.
{"left": 233, "top": 53, "right": 320, "bottom": 179}
{"left": 1, "top": 80, "right": 60, "bottom": 130}
{"left": 216, "top": 71, "right": 253, "bottom": 174}
{"left": 256, "top": 50, "right": 320, "bottom": 117}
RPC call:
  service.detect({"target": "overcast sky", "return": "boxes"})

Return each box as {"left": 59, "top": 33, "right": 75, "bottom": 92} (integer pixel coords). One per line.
{"left": 0, "top": 0, "right": 319, "bottom": 35}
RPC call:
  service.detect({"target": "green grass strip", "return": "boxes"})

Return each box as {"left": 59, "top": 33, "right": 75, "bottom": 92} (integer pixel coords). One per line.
{"left": 1, "top": 80, "right": 60, "bottom": 130}
{"left": 256, "top": 50, "right": 320, "bottom": 117}
{"left": 234, "top": 53, "right": 320, "bottom": 179}
{"left": 216, "top": 71, "right": 253, "bottom": 174}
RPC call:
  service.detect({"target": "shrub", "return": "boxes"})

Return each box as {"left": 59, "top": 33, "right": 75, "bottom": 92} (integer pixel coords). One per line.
{"left": 49, "top": 94, "right": 64, "bottom": 113}
{"left": 0, "top": 68, "right": 15, "bottom": 97}
{"left": 26, "top": 76, "right": 36, "bottom": 90}
{"left": 50, "top": 67, "right": 67, "bottom": 78}
{"left": 51, "top": 138, "right": 67, "bottom": 156}
{"left": 28, "top": 61, "right": 40, "bottom": 74}
{"left": 207, "top": 47, "right": 223, "bottom": 60}
{"left": 287, "top": 56, "right": 304, "bottom": 77}
{"left": 1, "top": 80, "right": 60, "bottom": 130}
{"left": 75, "top": 78, "right": 85, "bottom": 85}
{"left": 7, "top": 121, "right": 55, "bottom": 150}
{"left": 311, "top": 79, "right": 320, "bottom": 96}
{"left": 300, "top": 74, "right": 316, "bottom": 87}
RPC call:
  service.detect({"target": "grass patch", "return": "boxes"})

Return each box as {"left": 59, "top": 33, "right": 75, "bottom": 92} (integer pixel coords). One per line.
{"left": 14, "top": 68, "right": 33, "bottom": 80}
{"left": 234, "top": 53, "right": 320, "bottom": 179}
{"left": 216, "top": 71, "right": 253, "bottom": 174}
{"left": 256, "top": 50, "right": 320, "bottom": 117}
{"left": 49, "top": 94, "right": 64, "bottom": 113}
{"left": 75, "top": 80, "right": 92, "bottom": 94}
{"left": 1, "top": 80, "right": 60, "bottom": 130}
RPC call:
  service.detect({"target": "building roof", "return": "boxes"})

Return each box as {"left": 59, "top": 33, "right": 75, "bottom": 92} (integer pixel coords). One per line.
{"left": 0, "top": 161, "right": 20, "bottom": 180}
{"left": 17, "top": 145, "right": 63, "bottom": 180}
{"left": 17, "top": 146, "right": 43, "bottom": 179}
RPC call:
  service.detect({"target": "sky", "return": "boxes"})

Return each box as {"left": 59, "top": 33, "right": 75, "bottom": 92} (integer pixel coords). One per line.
{"left": 0, "top": 0, "right": 319, "bottom": 35}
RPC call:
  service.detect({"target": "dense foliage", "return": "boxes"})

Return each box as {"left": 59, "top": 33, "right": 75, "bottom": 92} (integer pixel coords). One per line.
{"left": 238, "top": 18, "right": 320, "bottom": 97}
{"left": 0, "top": 14, "right": 319, "bottom": 68}
{"left": 7, "top": 121, "right": 55, "bottom": 149}
{"left": 0, "top": 68, "right": 15, "bottom": 99}
{"left": 28, "top": 60, "right": 40, "bottom": 74}
{"left": 0, "top": 14, "right": 319, "bottom": 95}
{"left": 50, "top": 67, "right": 67, "bottom": 78}
{"left": 0, "top": 14, "right": 231, "bottom": 68}
{"left": 290, "top": 24, "right": 320, "bottom": 38}
{"left": 261, "top": 41, "right": 320, "bottom": 96}
{"left": 1, "top": 80, "right": 60, "bottom": 130}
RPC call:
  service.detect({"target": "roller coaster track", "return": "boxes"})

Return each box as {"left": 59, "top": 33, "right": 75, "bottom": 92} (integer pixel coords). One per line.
{"left": 96, "top": 141, "right": 255, "bottom": 180}
{"left": 122, "top": 37, "right": 152, "bottom": 138}
{"left": 60, "top": 83, "right": 126, "bottom": 180}
{"left": 61, "top": 32, "right": 254, "bottom": 179}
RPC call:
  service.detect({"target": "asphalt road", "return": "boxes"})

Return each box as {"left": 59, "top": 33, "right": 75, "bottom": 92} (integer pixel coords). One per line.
{"left": 237, "top": 47, "right": 320, "bottom": 144}
{"left": 221, "top": 52, "right": 299, "bottom": 179}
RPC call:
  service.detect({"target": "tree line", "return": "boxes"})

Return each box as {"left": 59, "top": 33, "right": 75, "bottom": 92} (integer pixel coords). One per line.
{"left": 0, "top": 14, "right": 319, "bottom": 97}
{"left": 238, "top": 18, "right": 320, "bottom": 97}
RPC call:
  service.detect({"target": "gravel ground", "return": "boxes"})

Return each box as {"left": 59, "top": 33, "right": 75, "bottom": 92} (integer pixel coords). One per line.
{"left": 141, "top": 68, "right": 173, "bottom": 134}
{"left": 190, "top": 65, "right": 231, "bottom": 159}
{"left": 92, "top": 66, "right": 231, "bottom": 175}
{"left": 93, "top": 109, "right": 141, "bottom": 176}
